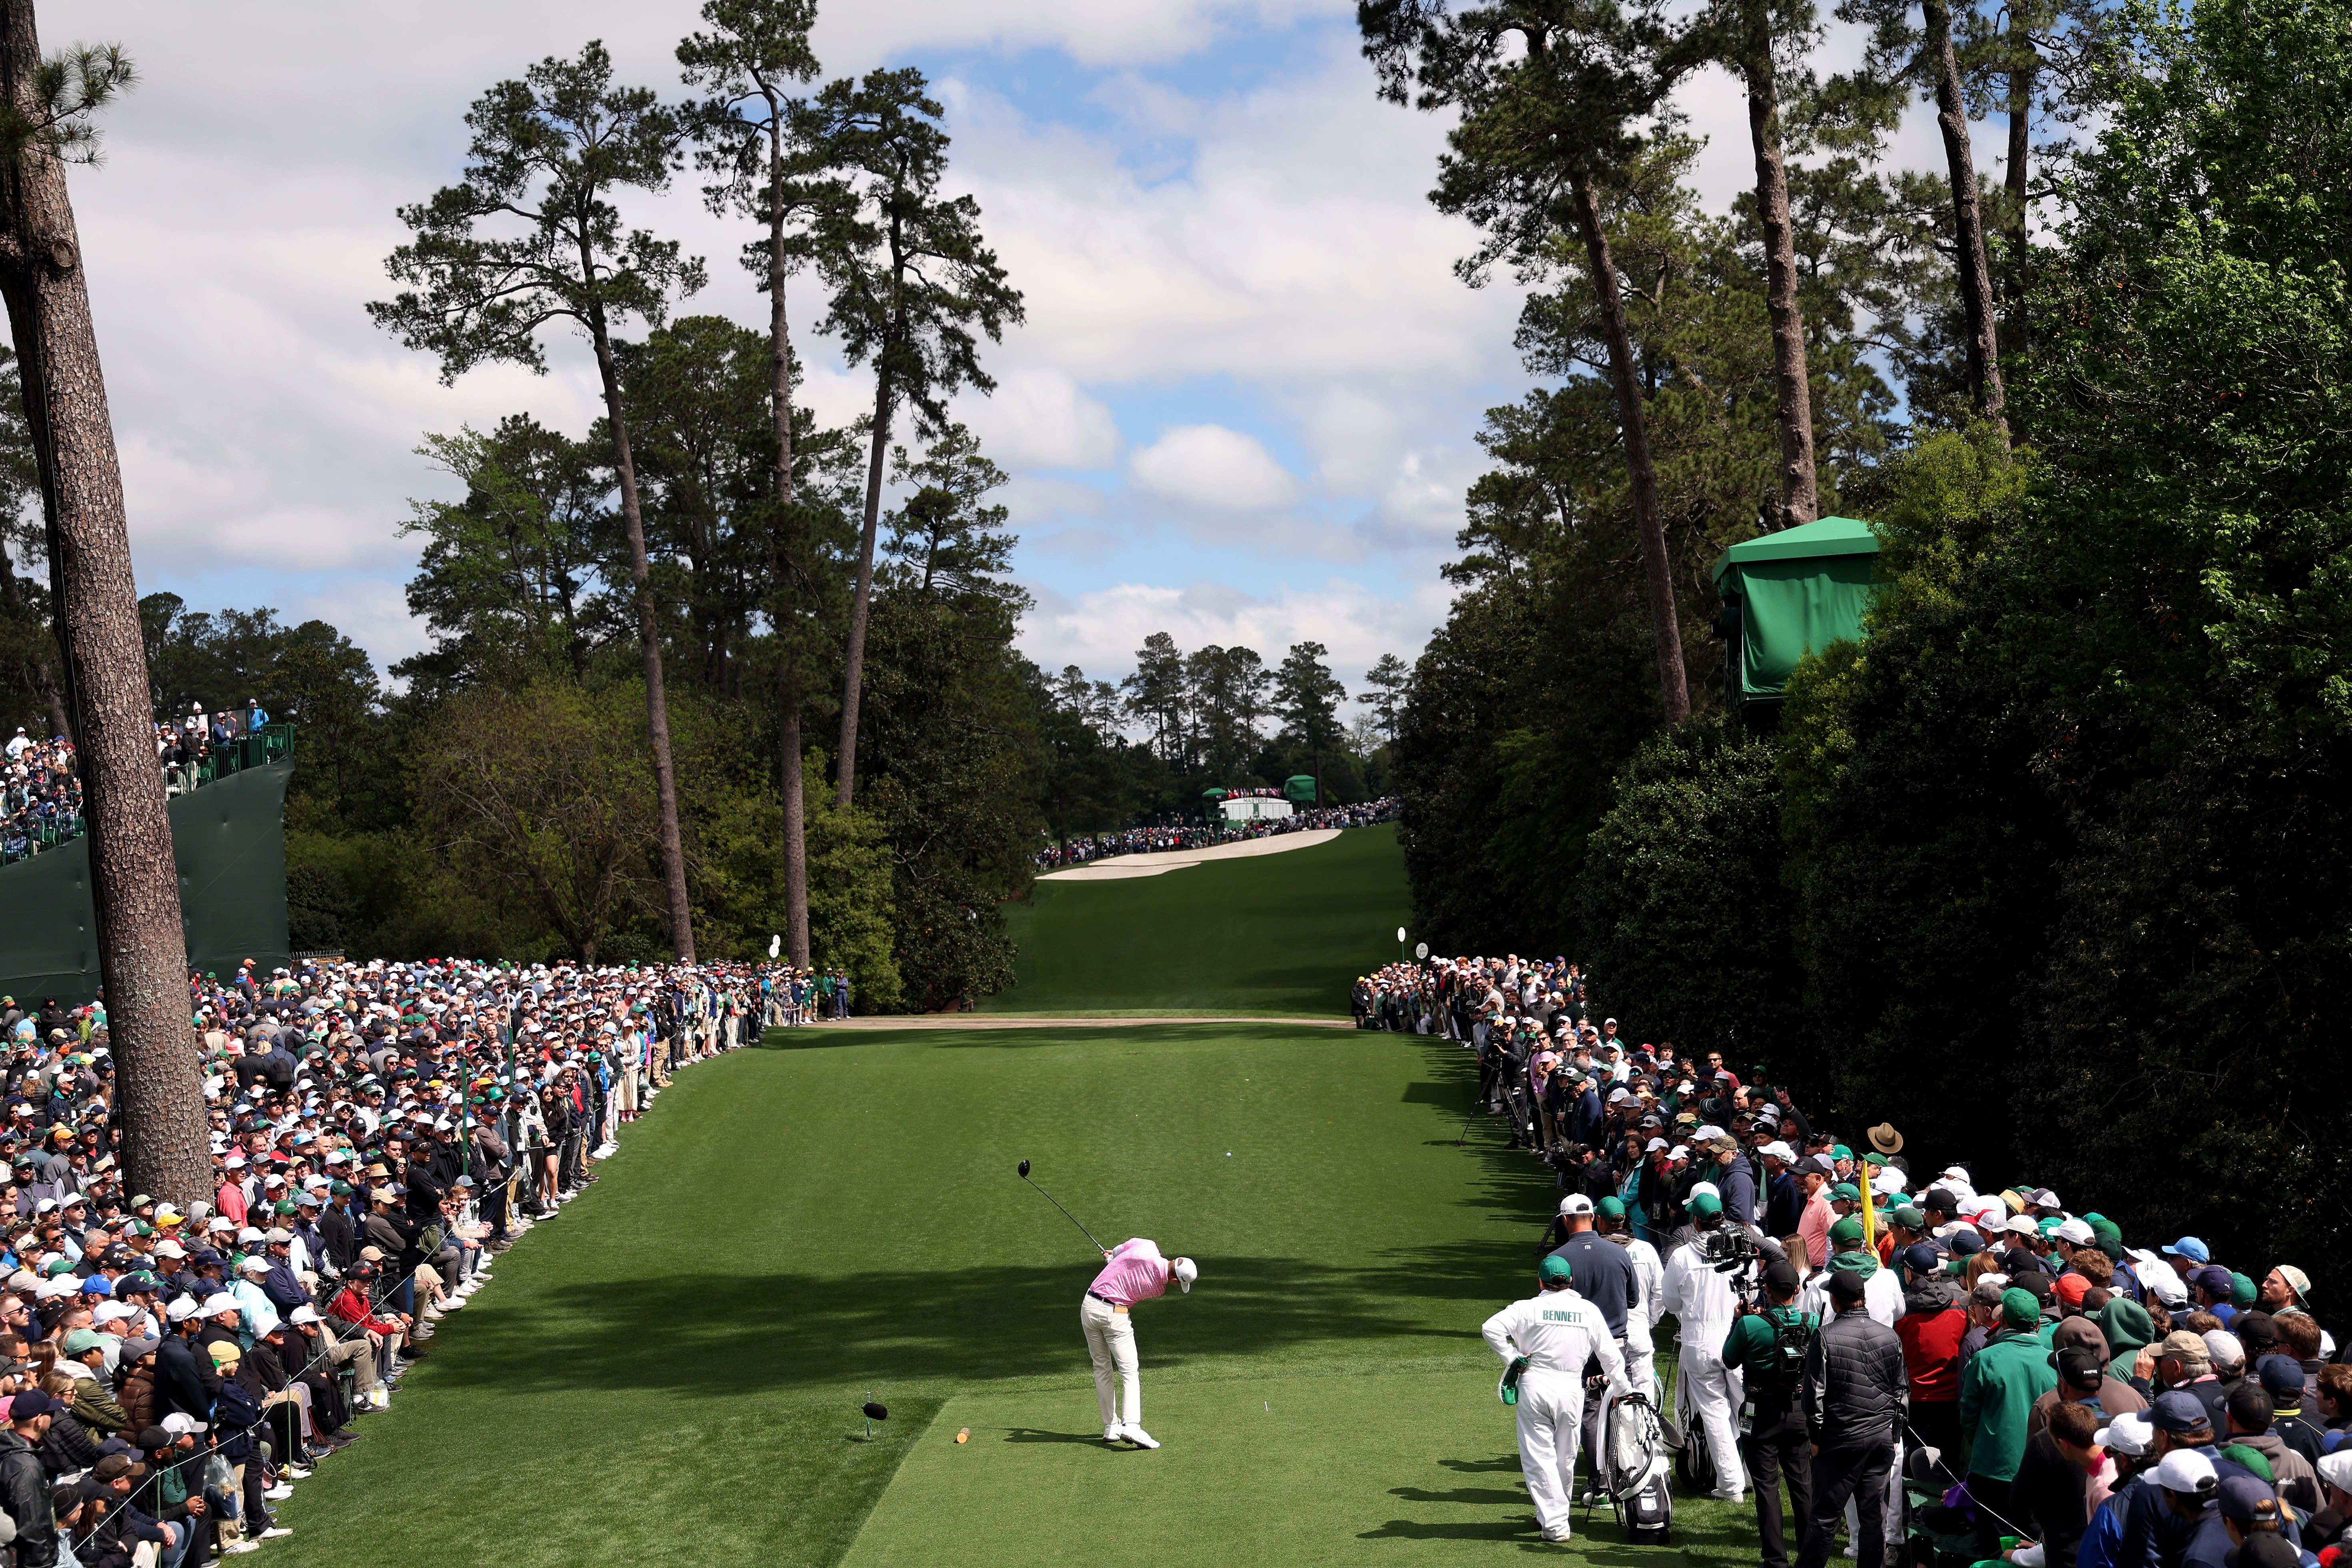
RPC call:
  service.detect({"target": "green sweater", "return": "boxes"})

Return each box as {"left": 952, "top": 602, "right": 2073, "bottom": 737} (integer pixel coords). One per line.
{"left": 1957, "top": 1329, "right": 2059, "bottom": 1482}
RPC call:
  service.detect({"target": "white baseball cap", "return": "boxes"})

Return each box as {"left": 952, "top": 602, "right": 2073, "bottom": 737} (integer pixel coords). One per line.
{"left": 2095, "top": 1411, "right": 2153, "bottom": 1458}
{"left": 1559, "top": 1194, "right": 1594, "bottom": 1217}
{"left": 1171, "top": 1257, "right": 1197, "bottom": 1294}
{"left": 1758, "top": 1141, "right": 1797, "bottom": 1163}
{"left": 2154, "top": 1448, "right": 2216, "bottom": 1495}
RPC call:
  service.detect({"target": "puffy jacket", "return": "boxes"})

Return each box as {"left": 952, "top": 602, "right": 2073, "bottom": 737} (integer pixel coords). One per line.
{"left": 1803, "top": 1306, "right": 1908, "bottom": 1446}
{"left": 1898, "top": 1280, "right": 1968, "bottom": 1403}
{"left": 0, "top": 1427, "right": 55, "bottom": 1567}
{"left": 153, "top": 1334, "right": 213, "bottom": 1420}
{"left": 1959, "top": 1328, "right": 2061, "bottom": 1482}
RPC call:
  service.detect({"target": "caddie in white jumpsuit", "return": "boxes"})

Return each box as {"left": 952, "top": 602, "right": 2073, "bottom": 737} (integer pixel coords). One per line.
{"left": 1080, "top": 1238, "right": 1197, "bottom": 1450}
{"left": 1598, "top": 1195, "right": 1664, "bottom": 1401}
{"left": 1482, "top": 1254, "right": 1631, "bottom": 1543}
{"left": 1660, "top": 1191, "right": 1748, "bottom": 1502}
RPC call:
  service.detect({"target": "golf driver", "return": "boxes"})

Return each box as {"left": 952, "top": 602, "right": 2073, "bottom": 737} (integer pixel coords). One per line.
{"left": 1016, "top": 1158, "right": 1109, "bottom": 1256}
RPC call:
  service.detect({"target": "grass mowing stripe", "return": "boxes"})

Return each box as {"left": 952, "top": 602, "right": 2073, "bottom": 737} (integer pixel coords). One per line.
{"left": 271, "top": 1003, "right": 1782, "bottom": 1565}
{"left": 988, "top": 824, "right": 1410, "bottom": 1016}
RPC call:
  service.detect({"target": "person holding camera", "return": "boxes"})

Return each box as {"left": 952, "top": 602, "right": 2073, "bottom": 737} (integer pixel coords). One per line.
{"left": 1725, "top": 1257, "right": 1820, "bottom": 1568}
{"left": 1662, "top": 1191, "right": 1750, "bottom": 1503}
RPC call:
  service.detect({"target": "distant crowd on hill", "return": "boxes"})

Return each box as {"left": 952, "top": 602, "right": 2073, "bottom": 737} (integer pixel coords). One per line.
{"left": 0, "top": 953, "right": 832, "bottom": 1562}
{"left": 1034, "top": 797, "right": 1398, "bottom": 870}
{"left": 1355, "top": 953, "right": 2352, "bottom": 1568}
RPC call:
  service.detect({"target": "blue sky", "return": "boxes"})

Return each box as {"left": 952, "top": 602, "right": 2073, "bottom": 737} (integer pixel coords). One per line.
{"left": 48, "top": 0, "right": 1972, "bottom": 702}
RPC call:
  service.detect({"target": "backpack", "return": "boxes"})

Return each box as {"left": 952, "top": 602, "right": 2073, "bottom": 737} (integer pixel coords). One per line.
{"left": 1754, "top": 1308, "right": 1815, "bottom": 1395}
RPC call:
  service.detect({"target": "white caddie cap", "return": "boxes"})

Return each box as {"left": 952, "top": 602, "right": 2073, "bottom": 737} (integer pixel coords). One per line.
{"left": 1171, "top": 1257, "right": 1197, "bottom": 1294}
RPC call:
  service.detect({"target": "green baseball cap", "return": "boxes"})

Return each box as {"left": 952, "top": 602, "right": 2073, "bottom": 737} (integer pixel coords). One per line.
{"left": 1596, "top": 1196, "right": 1627, "bottom": 1220}
{"left": 1892, "top": 1206, "right": 1927, "bottom": 1230}
{"left": 1689, "top": 1192, "right": 1723, "bottom": 1217}
{"left": 1830, "top": 1216, "right": 1865, "bottom": 1246}
{"left": 1539, "top": 1255, "right": 1573, "bottom": 1285}
{"left": 1831, "top": 1182, "right": 1861, "bottom": 1202}
{"left": 1830, "top": 1144, "right": 1853, "bottom": 1161}
{"left": 62, "top": 1328, "right": 105, "bottom": 1355}
{"left": 2229, "top": 1272, "right": 2258, "bottom": 1309}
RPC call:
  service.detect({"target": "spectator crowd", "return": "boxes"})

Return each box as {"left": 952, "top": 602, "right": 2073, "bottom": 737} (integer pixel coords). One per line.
{"left": 1376, "top": 953, "right": 2350, "bottom": 1568}
{"left": 0, "top": 951, "right": 824, "bottom": 1565}
{"left": 1035, "top": 797, "right": 1399, "bottom": 870}
{"left": 0, "top": 733, "right": 82, "bottom": 867}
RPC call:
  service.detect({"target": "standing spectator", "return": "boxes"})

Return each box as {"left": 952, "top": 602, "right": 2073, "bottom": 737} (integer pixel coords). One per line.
{"left": 1960, "top": 1288, "right": 2062, "bottom": 1556}
{"left": 1897, "top": 1241, "right": 1969, "bottom": 1459}
{"left": 1724, "top": 1258, "right": 1818, "bottom": 1568}
{"left": 0, "top": 1389, "right": 60, "bottom": 1567}
{"left": 1798, "top": 1268, "right": 1907, "bottom": 1568}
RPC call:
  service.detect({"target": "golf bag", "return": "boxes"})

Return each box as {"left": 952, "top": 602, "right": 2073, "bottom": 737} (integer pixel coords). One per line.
{"left": 1598, "top": 1390, "right": 1666, "bottom": 1499}
{"left": 1599, "top": 1389, "right": 1674, "bottom": 1546}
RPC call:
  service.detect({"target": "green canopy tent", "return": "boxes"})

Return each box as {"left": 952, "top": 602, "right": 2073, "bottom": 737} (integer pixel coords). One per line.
{"left": 1710, "top": 516, "right": 1882, "bottom": 710}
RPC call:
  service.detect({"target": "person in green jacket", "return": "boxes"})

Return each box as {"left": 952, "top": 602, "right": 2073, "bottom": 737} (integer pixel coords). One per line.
{"left": 1724, "top": 1258, "right": 1821, "bottom": 1568}
{"left": 2098, "top": 1296, "right": 2156, "bottom": 1385}
{"left": 1958, "top": 1287, "right": 2060, "bottom": 1555}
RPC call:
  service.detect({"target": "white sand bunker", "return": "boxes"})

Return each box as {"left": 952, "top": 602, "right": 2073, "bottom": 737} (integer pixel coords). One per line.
{"left": 1037, "top": 827, "right": 1342, "bottom": 882}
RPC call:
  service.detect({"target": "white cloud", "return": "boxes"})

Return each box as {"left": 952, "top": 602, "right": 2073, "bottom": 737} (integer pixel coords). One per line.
{"left": 1131, "top": 424, "right": 1299, "bottom": 509}
{"left": 954, "top": 370, "right": 1120, "bottom": 471}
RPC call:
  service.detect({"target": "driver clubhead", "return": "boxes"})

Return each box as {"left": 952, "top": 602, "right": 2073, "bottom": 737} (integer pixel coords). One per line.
{"left": 1017, "top": 1159, "right": 1031, "bottom": 1179}
{"left": 863, "top": 1402, "right": 888, "bottom": 1422}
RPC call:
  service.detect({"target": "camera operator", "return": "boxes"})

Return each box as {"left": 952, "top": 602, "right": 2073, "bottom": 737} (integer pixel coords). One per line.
{"left": 1661, "top": 1192, "right": 1751, "bottom": 1504}
{"left": 1724, "top": 1258, "right": 1820, "bottom": 1568}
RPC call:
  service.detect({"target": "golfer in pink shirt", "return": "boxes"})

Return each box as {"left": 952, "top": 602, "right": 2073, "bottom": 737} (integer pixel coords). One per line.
{"left": 1082, "top": 1238, "right": 1198, "bottom": 1449}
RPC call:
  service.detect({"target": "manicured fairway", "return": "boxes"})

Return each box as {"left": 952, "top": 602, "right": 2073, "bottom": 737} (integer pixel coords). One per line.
{"left": 988, "top": 823, "right": 1412, "bottom": 1016}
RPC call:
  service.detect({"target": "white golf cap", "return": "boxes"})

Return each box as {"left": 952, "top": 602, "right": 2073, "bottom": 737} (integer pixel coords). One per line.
{"left": 1559, "top": 1193, "right": 1594, "bottom": 1217}
{"left": 2154, "top": 1448, "right": 2216, "bottom": 1494}
{"left": 2096, "top": 1411, "right": 2154, "bottom": 1457}
{"left": 2055, "top": 1218, "right": 2096, "bottom": 1246}
{"left": 1171, "top": 1257, "right": 1197, "bottom": 1294}
{"left": 1688, "top": 1180, "right": 1719, "bottom": 1202}
{"left": 1759, "top": 1140, "right": 1797, "bottom": 1162}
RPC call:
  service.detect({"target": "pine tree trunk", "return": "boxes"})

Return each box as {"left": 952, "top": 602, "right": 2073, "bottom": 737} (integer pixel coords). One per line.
{"left": 0, "top": 0, "right": 205, "bottom": 1204}
{"left": 765, "top": 111, "right": 811, "bottom": 971}
{"left": 2003, "top": 55, "right": 2034, "bottom": 359}
{"left": 1742, "top": 7, "right": 1818, "bottom": 527}
{"left": 587, "top": 314, "right": 695, "bottom": 963}
{"left": 1924, "top": 0, "right": 2008, "bottom": 436}
{"left": 834, "top": 356, "right": 893, "bottom": 809}
{"left": 1569, "top": 158, "right": 1690, "bottom": 724}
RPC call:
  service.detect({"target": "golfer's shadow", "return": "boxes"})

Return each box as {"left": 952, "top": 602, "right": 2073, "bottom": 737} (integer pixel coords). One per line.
{"left": 1001, "top": 1427, "right": 1108, "bottom": 1444}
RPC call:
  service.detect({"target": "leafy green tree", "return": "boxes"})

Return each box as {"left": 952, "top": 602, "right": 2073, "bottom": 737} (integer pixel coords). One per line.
{"left": 1580, "top": 718, "right": 1800, "bottom": 1060}
{"left": 1361, "top": 0, "right": 1694, "bottom": 721}
{"left": 1121, "top": 631, "right": 1189, "bottom": 767}
{"left": 1184, "top": 644, "right": 1271, "bottom": 784}
{"left": 1840, "top": 0, "right": 2006, "bottom": 432}
{"left": 612, "top": 315, "right": 775, "bottom": 691}
{"left": 369, "top": 40, "right": 706, "bottom": 961}
{"left": 1357, "top": 652, "right": 1410, "bottom": 744}
{"left": 881, "top": 423, "right": 1012, "bottom": 597}
{"left": 807, "top": 68, "right": 1023, "bottom": 809}
{"left": 396, "top": 418, "right": 612, "bottom": 691}
{"left": 1272, "top": 642, "right": 1347, "bottom": 772}
{"left": 677, "top": 0, "right": 838, "bottom": 968}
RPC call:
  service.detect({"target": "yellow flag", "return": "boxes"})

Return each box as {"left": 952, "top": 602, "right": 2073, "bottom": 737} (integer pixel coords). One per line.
{"left": 1859, "top": 1158, "right": 1878, "bottom": 1251}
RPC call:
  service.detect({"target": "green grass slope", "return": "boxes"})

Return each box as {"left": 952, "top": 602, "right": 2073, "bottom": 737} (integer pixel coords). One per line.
{"left": 272, "top": 1016, "right": 1770, "bottom": 1568}
{"left": 987, "top": 823, "right": 1410, "bottom": 1016}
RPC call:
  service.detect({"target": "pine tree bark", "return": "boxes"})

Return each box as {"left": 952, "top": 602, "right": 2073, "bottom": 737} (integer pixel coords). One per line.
{"left": 834, "top": 344, "right": 895, "bottom": 808}
{"left": 0, "top": 0, "right": 205, "bottom": 1204}
{"left": 764, "top": 109, "right": 810, "bottom": 970}
{"left": 1923, "top": 0, "right": 2007, "bottom": 436}
{"left": 2002, "top": 48, "right": 2035, "bottom": 359}
{"left": 1568, "top": 158, "right": 1690, "bottom": 724}
{"left": 1740, "top": 5, "right": 1818, "bottom": 527}
{"left": 586, "top": 308, "right": 695, "bottom": 963}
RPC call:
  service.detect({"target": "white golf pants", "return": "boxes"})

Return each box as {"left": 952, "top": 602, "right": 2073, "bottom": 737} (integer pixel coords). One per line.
{"left": 1680, "top": 1330, "right": 1748, "bottom": 1499}
{"left": 1080, "top": 1294, "right": 1140, "bottom": 1428}
{"left": 1515, "top": 1368, "right": 1587, "bottom": 1536}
